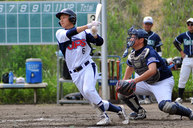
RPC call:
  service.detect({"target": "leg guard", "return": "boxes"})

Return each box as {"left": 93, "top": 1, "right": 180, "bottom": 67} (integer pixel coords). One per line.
{"left": 158, "top": 100, "right": 192, "bottom": 117}
{"left": 118, "top": 93, "right": 143, "bottom": 112}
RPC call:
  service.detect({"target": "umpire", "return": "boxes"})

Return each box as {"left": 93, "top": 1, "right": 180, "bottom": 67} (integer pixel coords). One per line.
{"left": 173, "top": 18, "right": 193, "bottom": 104}
{"left": 117, "top": 27, "right": 193, "bottom": 120}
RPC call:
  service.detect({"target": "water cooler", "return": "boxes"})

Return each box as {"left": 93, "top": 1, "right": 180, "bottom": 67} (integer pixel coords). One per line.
{"left": 26, "top": 58, "right": 42, "bottom": 83}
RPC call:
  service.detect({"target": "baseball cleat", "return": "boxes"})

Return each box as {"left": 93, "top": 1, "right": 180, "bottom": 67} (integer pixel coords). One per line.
{"left": 175, "top": 97, "right": 183, "bottom": 104}
{"left": 129, "top": 108, "right": 146, "bottom": 120}
{"left": 189, "top": 111, "right": 193, "bottom": 120}
{"left": 144, "top": 98, "right": 151, "bottom": 104}
{"left": 118, "top": 105, "right": 129, "bottom": 124}
{"left": 190, "top": 97, "right": 193, "bottom": 104}
{"left": 96, "top": 113, "right": 111, "bottom": 125}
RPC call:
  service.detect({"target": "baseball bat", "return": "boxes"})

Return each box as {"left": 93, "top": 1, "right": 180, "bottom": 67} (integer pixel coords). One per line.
{"left": 95, "top": 3, "right": 102, "bottom": 21}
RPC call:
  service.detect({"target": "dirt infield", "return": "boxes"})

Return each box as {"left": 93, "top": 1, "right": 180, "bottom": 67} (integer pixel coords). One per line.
{"left": 0, "top": 103, "right": 193, "bottom": 128}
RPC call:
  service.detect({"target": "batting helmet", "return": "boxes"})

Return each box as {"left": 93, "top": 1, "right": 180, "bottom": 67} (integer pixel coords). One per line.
{"left": 56, "top": 8, "right": 76, "bottom": 25}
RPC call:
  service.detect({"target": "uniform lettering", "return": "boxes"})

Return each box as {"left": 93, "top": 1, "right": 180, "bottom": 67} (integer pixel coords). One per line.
{"left": 184, "top": 39, "right": 193, "bottom": 45}
{"left": 67, "top": 39, "right": 86, "bottom": 50}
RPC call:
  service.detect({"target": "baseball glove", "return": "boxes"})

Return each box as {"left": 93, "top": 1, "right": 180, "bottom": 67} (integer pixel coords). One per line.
{"left": 116, "top": 80, "right": 136, "bottom": 96}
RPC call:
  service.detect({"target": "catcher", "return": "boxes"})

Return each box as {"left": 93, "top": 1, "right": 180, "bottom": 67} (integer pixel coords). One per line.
{"left": 117, "top": 27, "right": 193, "bottom": 120}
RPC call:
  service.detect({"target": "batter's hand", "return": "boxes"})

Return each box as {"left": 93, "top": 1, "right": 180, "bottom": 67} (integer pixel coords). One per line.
{"left": 87, "top": 21, "right": 101, "bottom": 29}
{"left": 116, "top": 80, "right": 136, "bottom": 96}
{"left": 91, "top": 26, "right": 98, "bottom": 37}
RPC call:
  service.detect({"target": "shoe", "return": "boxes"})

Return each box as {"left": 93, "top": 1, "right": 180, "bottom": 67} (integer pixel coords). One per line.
{"left": 175, "top": 97, "right": 183, "bottom": 104}
{"left": 189, "top": 111, "right": 193, "bottom": 120}
{"left": 129, "top": 109, "right": 146, "bottom": 120}
{"left": 96, "top": 113, "right": 111, "bottom": 125}
{"left": 117, "top": 105, "right": 129, "bottom": 124}
{"left": 139, "top": 100, "right": 145, "bottom": 104}
{"left": 144, "top": 98, "right": 151, "bottom": 104}
{"left": 190, "top": 97, "right": 193, "bottom": 104}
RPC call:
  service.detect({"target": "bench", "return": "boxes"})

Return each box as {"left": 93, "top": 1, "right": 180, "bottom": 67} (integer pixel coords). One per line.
{"left": 0, "top": 83, "right": 48, "bottom": 104}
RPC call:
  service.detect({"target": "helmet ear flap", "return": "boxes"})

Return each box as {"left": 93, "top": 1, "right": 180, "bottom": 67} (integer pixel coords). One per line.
{"left": 69, "top": 15, "right": 76, "bottom": 25}
{"left": 58, "top": 21, "right": 61, "bottom": 26}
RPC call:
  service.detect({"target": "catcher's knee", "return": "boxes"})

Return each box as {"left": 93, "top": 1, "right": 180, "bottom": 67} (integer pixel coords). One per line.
{"left": 158, "top": 100, "right": 177, "bottom": 114}
{"left": 118, "top": 93, "right": 126, "bottom": 100}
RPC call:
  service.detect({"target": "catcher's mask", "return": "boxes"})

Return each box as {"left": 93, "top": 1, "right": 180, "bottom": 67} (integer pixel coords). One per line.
{"left": 127, "top": 26, "right": 148, "bottom": 47}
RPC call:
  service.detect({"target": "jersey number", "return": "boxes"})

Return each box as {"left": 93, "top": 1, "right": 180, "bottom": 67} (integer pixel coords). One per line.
{"left": 82, "top": 48, "right": 85, "bottom": 54}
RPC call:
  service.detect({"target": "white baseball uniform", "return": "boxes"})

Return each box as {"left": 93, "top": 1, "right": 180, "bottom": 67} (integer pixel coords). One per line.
{"left": 56, "top": 28, "right": 103, "bottom": 105}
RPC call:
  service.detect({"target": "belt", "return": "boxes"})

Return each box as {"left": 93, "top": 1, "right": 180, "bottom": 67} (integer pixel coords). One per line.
{"left": 188, "top": 55, "right": 193, "bottom": 58}
{"left": 69, "top": 61, "right": 90, "bottom": 74}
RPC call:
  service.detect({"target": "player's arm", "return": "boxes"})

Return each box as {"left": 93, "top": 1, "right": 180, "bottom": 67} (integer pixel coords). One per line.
{"left": 123, "top": 59, "right": 134, "bottom": 80}
{"left": 133, "top": 62, "right": 157, "bottom": 83}
{"left": 86, "top": 33, "right": 103, "bottom": 46}
{"left": 156, "top": 46, "right": 162, "bottom": 56}
{"left": 123, "top": 66, "right": 134, "bottom": 80}
{"left": 155, "top": 35, "right": 163, "bottom": 56}
{"left": 173, "top": 38, "right": 185, "bottom": 58}
{"left": 66, "top": 21, "right": 100, "bottom": 38}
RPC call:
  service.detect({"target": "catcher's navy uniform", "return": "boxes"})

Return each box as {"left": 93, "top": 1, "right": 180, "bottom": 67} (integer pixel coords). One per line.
{"left": 118, "top": 28, "right": 193, "bottom": 120}
{"left": 126, "top": 46, "right": 173, "bottom": 103}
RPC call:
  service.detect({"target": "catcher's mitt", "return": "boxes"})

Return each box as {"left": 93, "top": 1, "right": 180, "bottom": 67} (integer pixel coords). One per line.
{"left": 116, "top": 80, "right": 136, "bottom": 96}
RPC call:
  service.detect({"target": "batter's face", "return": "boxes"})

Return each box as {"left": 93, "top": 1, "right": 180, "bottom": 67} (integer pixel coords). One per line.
{"left": 187, "top": 22, "right": 193, "bottom": 33}
{"left": 143, "top": 23, "right": 153, "bottom": 32}
{"left": 59, "top": 14, "right": 74, "bottom": 29}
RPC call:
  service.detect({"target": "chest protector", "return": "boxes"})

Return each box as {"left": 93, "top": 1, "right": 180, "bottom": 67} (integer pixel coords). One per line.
{"left": 128, "top": 48, "right": 160, "bottom": 84}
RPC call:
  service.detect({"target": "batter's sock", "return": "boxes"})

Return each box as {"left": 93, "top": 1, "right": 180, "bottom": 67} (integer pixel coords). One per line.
{"left": 97, "top": 101, "right": 109, "bottom": 117}
{"left": 107, "top": 102, "right": 121, "bottom": 113}
{"left": 178, "top": 88, "right": 185, "bottom": 98}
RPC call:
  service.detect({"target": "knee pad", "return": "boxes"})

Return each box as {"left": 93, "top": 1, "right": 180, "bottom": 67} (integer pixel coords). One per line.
{"left": 158, "top": 100, "right": 177, "bottom": 114}
{"left": 102, "top": 100, "right": 109, "bottom": 111}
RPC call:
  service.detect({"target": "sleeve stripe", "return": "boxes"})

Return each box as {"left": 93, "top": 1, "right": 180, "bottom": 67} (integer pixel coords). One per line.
{"left": 147, "top": 60, "right": 159, "bottom": 65}
{"left": 175, "top": 37, "right": 182, "bottom": 44}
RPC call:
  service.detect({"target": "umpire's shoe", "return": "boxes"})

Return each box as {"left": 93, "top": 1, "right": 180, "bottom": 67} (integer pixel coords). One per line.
{"left": 129, "top": 108, "right": 146, "bottom": 120}
{"left": 96, "top": 112, "right": 111, "bottom": 125}
{"left": 118, "top": 105, "right": 129, "bottom": 124}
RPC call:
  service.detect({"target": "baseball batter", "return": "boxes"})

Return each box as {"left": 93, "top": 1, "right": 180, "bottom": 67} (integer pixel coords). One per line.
{"left": 173, "top": 18, "right": 193, "bottom": 104}
{"left": 118, "top": 27, "right": 193, "bottom": 120}
{"left": 55, "top": 9, "right": 128, "bottom": 125}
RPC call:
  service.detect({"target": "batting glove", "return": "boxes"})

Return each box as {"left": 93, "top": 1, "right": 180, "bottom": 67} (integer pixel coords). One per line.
{"left": 91, "top": 26, "right": 98, "bottom": 37}
{"left": 87, "top": 21, "right": 101, "bottom": 29}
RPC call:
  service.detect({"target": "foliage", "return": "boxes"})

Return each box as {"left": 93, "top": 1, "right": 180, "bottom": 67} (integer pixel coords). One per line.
{"left": 107, "top": 0, "right": 142, "bottom": 56}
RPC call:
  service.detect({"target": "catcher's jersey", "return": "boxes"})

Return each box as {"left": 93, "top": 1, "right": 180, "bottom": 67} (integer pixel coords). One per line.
{"left": 127, "top": 46, "right": 172, "bottom": 82}
{"left": 147, "top": 31, "right": 162, "bottom": 50}
{"left": 175, "top": 31, "right": 193, "bottom": 56}
{"left": 56, "top": 28, "right": 103, "bottom": 71}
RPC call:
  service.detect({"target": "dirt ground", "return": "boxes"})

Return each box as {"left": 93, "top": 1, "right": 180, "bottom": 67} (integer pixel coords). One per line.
{"left": 0, "top": 103, "right": 193, "bottom": 128}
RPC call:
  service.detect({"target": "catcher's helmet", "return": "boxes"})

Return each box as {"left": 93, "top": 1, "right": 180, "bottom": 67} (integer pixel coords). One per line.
{"left": 127, "top": 26, "right": 148, "bottom": 47}
{"left": 128, "top": 27, "right": 148, "bottom": 39}
{"left": 56, "top": 8, "right": 76, "bottom": 25}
